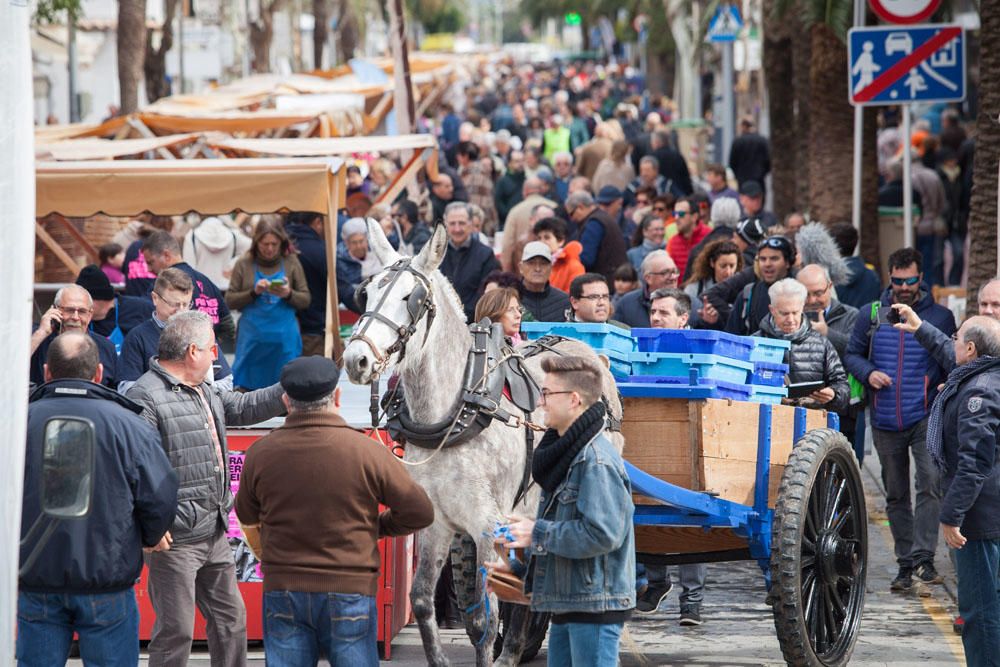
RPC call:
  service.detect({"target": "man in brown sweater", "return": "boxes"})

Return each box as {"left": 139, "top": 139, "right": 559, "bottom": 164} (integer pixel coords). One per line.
{"left": 235, "top": 356, "right": 434, "bottom": 666}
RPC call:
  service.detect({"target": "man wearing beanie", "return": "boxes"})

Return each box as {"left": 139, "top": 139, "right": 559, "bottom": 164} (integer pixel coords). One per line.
{"left": 75, "top": 264, "right": 153, "bottom": 353}
{"left": 236, "top": 356, "right": 434, "bottom": 665}
{"left": 490, "top": 356, "right": 634, "bottom": 664}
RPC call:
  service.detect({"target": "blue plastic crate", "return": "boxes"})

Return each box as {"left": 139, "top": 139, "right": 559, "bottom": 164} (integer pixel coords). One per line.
{"left": 629, "top": 352, "right": 753, "bottom": 384}
{"left": 750, "top": 361, "right": 789, "bottom": 387}
{"left": 595, "top": 348, "right": 631, "bottom": 380}
{"left": 618, "top": 378, "right": 753, "bottom": 401}
{"left": 749, "top": 384, "right": 788, "bottom": 404}
{"left": 631, "top": 328, "right": 754, "bottom": 361}
{"left": 749, "top": 337, "right": 791, "bottom": 364}
{"left": 521, "top": 322, "right": 635, "bottom": 354}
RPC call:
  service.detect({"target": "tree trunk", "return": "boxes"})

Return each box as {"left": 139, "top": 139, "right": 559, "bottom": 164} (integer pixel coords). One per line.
{"left": 250, "top": 0, "right": 287, "bottom": 73}
{"left": 335, "top": 0, "right": 359, "bottom": 64}
{"left": 762, "top": 0, "right": 795, "bottom": 220}
{"left": 665, "top": 0, "right": 698, "bottom": 119}
{"left": 144, "top": 0, "right": 179, "bottom": 104}
{"left": 792, "top": 5, "right": 811, "bottom": 212}
{"left": 312, "top": 0, "right": 328, "bottom": 69}
{"left": 118, "top": 0, "right": 148, "bottom": 113}
{"left": 807, "top": 24, "right": 854, "bottom": 223}
{"left": 967, "top": 0, "right": 1000, "bottom": 308}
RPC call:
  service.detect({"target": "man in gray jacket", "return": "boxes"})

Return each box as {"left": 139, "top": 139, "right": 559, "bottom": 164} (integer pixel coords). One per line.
{"left": 127, "top": 311, "right": 286, "bottom": 667}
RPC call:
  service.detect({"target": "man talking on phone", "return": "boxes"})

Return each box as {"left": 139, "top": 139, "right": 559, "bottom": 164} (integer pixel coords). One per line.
{"left": 844, "top": 248, "right": 956, "bottom": 593}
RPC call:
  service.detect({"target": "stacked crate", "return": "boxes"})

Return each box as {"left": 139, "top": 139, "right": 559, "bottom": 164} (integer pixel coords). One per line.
{"left": 521, "top": 322, "right": 634, "bottom": 380}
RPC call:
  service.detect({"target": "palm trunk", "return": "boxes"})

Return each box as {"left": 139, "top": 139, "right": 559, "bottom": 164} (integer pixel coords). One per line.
{"left": 117, "top": 0, "right": 148, "bottom": 113}
{"left": 312, "top": 0, "right": 328, "bottom": 69}
{"left": 860, "top": 106, "right": 880, "bottom": 264}
{"left": 967, "top": 0, "right": 1000, "bottom": 306}
{"left": 144, "top": 0, "right": 179, "bottom": 103}
{"left": 762, "top": 0, "right": 795, "bottom": 220}
{"left": 807, "top": 23, "right": 854, "bottom": 223}
{"left": 792, "top": 6, "right": 811, "bottom": 211}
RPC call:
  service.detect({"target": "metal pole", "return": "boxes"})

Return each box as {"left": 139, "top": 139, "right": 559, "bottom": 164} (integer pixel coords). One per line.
{"left": 851, "top": 0, "right": 863, "bottom": 239}
{"left": 902, "top": 106, "right": 913, "bottom": 248}
{"left": 722, "top": 41, "right": 735, "bottom": 165}
{"left": 0, "top": 2, "right": 37, "bottom": 661}
{"left": 68, "top": 15, "right": 80, "bottom": 122}
{"left": 243, "top": 0, "right": 251, "bottom": 77}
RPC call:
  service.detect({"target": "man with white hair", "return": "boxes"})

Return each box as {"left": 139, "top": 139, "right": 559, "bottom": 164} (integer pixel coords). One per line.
{"left": 30, "top": 284, "right": 118, "bottom": 388}
{"left": 127, "top": 310, "right": 286, "bottom": 667}
{"left": 754, "top": 278, "right": 849, "bottom": 412}
{"left": 337, "top": 217, "right": 381, "bottom": 315}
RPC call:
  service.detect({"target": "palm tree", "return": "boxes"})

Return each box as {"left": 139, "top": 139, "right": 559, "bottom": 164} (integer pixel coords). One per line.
{"left": 118, "top": 0, "right": 147, "bottom": 113}
{"left": 763, "top": 0, "right": 797, "bottom": 218}
{"left": 144, "top": 0, "right": 179, "bottom": 103}
{"left": 967, "top": 0, "right": 1000, "bottom": 305}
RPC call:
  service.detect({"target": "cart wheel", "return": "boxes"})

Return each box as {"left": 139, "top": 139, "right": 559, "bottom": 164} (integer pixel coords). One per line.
{"left": 771, "top": 428, "right": 867, "bottom": 667}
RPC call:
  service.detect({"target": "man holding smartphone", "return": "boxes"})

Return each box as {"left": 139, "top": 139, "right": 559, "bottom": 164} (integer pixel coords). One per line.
{"left": 844, "top": 248, "right": 957, "bottom": 593}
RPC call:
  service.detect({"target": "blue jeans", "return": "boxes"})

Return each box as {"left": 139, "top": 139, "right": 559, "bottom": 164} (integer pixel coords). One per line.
{"left": 955, "top": 539, "right": 1000, "bottom": 667}
{"left": 547, "top": 622, "right": 623, "bottom": 666}
{"left": 16, "top": 589, "right": 139, "bottom": 667}
{"left": 263, "top": 590, "right": 377, "bottom": 667}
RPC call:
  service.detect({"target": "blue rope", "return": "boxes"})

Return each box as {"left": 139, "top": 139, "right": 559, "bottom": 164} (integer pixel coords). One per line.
{"left": 464, "top": 565, "right": 492, "bottom": 647}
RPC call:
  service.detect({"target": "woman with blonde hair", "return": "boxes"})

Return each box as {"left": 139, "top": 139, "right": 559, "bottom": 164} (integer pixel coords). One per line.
{"left": 473, "top": 287, "right": 523, "bottom": 345}
{"left": 592, "top": 140, "right": 635, "bottom": 193}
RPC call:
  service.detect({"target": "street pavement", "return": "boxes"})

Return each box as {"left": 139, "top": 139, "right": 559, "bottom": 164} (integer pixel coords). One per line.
{"left": 74, "top": 450, "right": 965, "bottom": 666}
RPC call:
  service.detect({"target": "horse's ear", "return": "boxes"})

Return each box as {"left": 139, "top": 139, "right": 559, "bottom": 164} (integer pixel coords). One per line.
{"left": 366, "top": 217, "right": 399, "bottom": 266}
{"left": 414, "top": 223, "right": 448, "bottom": 272}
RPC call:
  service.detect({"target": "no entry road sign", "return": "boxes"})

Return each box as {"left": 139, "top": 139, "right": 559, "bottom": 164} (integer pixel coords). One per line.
{"left": 868, "top": 0, "right": 941, "bottom": 24}
{"left": 848, "top": 24, "right": 965, "bottom": 106}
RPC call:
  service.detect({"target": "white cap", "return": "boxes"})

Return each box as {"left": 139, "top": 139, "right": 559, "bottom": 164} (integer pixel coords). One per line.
{"left": 521, "top": 241, "right": 553, "bottom": 263}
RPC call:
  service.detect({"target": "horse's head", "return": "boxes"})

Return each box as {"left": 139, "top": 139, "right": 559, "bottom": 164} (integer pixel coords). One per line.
{"left": 343, "top": 218, "right": 449, "bottom": 384}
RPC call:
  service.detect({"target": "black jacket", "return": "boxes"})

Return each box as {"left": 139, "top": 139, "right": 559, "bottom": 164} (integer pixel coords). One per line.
{"left": 21, "top": 379, "right": 178, "bottom": 593}
{"left": 519, "top": 283, "right": 571, "bottom": 323}
{"left": 755, "top": 317, "right": 850, "bottom": 413}
{"left": 439, "top": 237, "right": 500, "bottom": 322}
{"left": 615, "top": 287, "right": 651, "bottom": 328}
{"left": 286, "top": 223, "right": 327, "bottom": 336}
{"left": 728, "top": 132, "right": 771, "bottom": 186}
{"left": 725, "top": 280, "right": 774, "bottom": 337}
{"left": 90, "top": 295, "right": 155, "bottom": 339}
{"left": 939, "top": 358, "right": 1000, "bottom": 541}
{"left": 823, "top": 300, "right": 860, "bottom": 359}
{"left": 652, "top": 146, "right": 693, "bottom": 196}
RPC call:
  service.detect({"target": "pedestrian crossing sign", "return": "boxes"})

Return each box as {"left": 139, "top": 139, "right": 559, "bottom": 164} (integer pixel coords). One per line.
{"left": 707, "top": 4, "right": 743, "bottom": 43}
{"left": 848, "top": 24, "right": 965, "bottom": 106}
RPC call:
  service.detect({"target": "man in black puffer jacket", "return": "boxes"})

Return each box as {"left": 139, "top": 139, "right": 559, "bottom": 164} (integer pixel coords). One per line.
{"left": 754, "top": 278, "right": 849, "bottom": 413}
{"left": 20, "top": 333, "right": 178, "bottom": 666}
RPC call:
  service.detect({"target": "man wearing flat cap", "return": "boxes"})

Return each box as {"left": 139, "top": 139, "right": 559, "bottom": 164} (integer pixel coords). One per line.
{"left": 236, "top": 356, "right": 434, "bottom": 666}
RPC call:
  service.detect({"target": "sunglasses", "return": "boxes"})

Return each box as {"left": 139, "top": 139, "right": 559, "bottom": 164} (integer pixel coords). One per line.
{"left": 890, "top": 276, "right": 920, "bottom": 286}
{"left": 762, "top": 237, "right": 789, "bottom": 249}
{"left": 673, "top": 210, "right": 689, "bottom": 218}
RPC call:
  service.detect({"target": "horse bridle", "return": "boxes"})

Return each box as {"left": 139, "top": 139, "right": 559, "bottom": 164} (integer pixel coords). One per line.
{"left": 348, "top": 258, "right": 436, "bottom": 376}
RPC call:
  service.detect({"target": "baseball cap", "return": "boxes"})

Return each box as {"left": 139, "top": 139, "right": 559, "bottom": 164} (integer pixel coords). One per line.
{"left": 739, "top": 180, "right": 764, "bottom": 198}
{"left": 595, "top": 185, "right": 624, "bottom": 205}
{"left": 521, "top": 241, "right": 553, "bottom": 263}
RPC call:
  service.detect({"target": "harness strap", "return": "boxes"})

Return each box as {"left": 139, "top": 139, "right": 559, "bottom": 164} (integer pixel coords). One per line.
{"left": 511, "top": 409, "right": 536, "bottom": 510}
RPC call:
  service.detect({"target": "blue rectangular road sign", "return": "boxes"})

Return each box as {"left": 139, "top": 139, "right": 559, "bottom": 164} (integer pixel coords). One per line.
{"left": 848, "top": 24, "right": 965, "bottom": 106}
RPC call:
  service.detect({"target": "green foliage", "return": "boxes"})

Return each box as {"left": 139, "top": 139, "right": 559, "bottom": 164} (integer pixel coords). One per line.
{"left": 422, "top": 3, "right": 463, "bottom": 33}
{"left": 34, "top": 0, "right": 83, "bottom": 23}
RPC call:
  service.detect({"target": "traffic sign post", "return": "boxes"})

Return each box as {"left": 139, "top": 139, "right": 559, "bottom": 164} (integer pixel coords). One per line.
{"left": 708, "top": 4, "right": 743, "bottom": 165}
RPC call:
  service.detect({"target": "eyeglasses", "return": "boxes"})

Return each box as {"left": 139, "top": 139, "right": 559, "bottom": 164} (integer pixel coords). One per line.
{"left": 578, "top": 294, "right": 611, "bottom": 302}
{"left": 673, "top": 210, "right": 689, "bottom": 218}
{"left": 154, "top": 291, "right": 193, "bottom": 311}
{"left": 807, "top": 284, "right": 831, "bottom": 299}
{"left": 193, "top": 343, "right": 219, "bottom": 359}
{"left": 540, "top": 389, "right": 574, "bottom": 400}
{"left": 652, "top": 205, "right": 667, "bottom": 212}
{"left": 951, "top": 333, "right": 959, "bottom": 341}
{"left": 890, "top": 276, "right": 921, "bottom": 286}
{"left": 647, "top": 269, "right": 680, "bottom": 278}
{"left": 57, "top": 306, "right": 92, "bottom": 317}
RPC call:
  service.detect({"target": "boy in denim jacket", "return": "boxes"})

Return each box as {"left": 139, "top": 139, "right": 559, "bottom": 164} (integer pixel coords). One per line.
{"left": 491, "top": 356, "right": 635, "bottom": 666}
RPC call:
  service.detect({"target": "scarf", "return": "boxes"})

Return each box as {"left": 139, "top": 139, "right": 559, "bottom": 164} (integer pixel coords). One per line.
{"left": 926, "top": 355, "right": 1000, "bottom": 470}
{"left": 531, "top": 401, "right": 607, "bottom": 493}
{"left": 642, "top": 239, "right": 663, "bottom": 251}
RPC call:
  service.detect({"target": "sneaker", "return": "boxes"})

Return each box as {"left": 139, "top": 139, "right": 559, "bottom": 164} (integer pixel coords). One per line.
{"left": 914, "top": 561, "right": 944, "bottom": 585}
{"left": 635, "top": 580, "right": 673, "bottom": 614}
{"left": 679, "top": 604, "right": 703, "bottom": 626}
{"left": 890, "top": 566, "right": 913, "bottom": 592}
{"left": 953, "top": 615, "right": 965, "bottom": 635}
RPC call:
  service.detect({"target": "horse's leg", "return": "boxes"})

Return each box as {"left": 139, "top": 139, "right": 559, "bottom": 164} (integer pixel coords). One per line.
{"left": 411, "top": 522, "right": 454, "bottom": 667}
{"left": 494, "top": 602, "right": 533, "bottom": 667}
{"left": 458, "top": 533, "right": 500, "bottom": 667}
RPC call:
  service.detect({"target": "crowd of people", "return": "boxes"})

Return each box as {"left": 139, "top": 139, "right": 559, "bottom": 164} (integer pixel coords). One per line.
{"left": 20, "top": 57, "right": 996, "bottom": 666}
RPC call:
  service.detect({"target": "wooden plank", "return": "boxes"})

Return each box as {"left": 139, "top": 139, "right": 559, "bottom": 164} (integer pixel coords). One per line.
{"left": 125, "top": 119, "right": 176, "bottom": 159}
{"left": 50, "top": 214, "right": 99, "bottom": 263}
{"left": 635, "top": 525, "right": 748, "bottom": 554}
{"left": 700, "top": 457, "right": 788, "bottom": 506}
{"left": 35, "top": 222, "right": 81, "bottom": 275}
{"left": 699, "top": 398, "right": 761, "bottom": 461}
{"left": 622, "top": 397, "right": 690, "bottom": 422}
{"left": 806, "top": 408, "right": 828, "bottom": 432}
{"left": 770, "top": 403, "right": 796, "bottom": 464}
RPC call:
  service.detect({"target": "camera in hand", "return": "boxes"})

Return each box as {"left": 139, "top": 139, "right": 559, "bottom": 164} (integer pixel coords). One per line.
{"left": 887, "top": 307, "right": 903, "bottom": 325}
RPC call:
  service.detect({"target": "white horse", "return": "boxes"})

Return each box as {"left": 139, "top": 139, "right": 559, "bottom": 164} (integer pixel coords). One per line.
{"left": 343, "top": 221, "right": 623, "bottom": 666}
